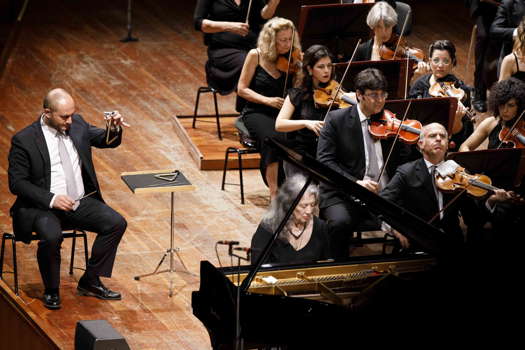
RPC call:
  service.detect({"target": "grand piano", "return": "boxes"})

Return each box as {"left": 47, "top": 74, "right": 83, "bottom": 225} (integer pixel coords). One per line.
{"left": 192, "top": 139, "right": 522, "bottom": 349}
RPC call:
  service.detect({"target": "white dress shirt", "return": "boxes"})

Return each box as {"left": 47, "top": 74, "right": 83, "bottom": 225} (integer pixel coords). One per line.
{"left": 41, "top": 116, "right": 85, "bottom": 208}
{"left": 356, "top": 104, "right": 388, "bottom": 188}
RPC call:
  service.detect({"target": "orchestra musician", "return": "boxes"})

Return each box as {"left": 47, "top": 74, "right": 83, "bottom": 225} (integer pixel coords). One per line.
{"left": 459, "top": 77, "right": 525, "bottom": 151}
{"left": 316, "top": 68, "right": 412, "bottom": 258}
{"left": 193, "top": 0, "right": 280, "bottom": 95}
{"left": 499, "top": 16, "right": 525, "bottom": 82}
{"left": 250, "top": 174, "right": 331, "bottom": 264}
{"left": 275, "top": 45, "right": 335, "bottom": 175}
{"left": 490, "top": 0, "right": 525, "bottom": 68}
{"left": 343, "top": 1, "right": 413, "bottom": 36}
{"left": 238, "top": 17, "right": 302, "bottom": 200}
{"left": 7, "top": 89, "right": 127, "bottom": 310}
{"left": 465, "top": 0, "right": 502, "bottom": 112}
{"left": 380, "top": 123, "right": 474, "bottom": 249}
{"left": 408, "top": 40, "right": 474, "bottom": 152}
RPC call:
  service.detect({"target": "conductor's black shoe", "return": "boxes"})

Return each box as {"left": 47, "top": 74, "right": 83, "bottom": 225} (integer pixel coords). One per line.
{"left": 77, "top": 276, "right": 121, "bottom": 300}
{"left": 472, "top": 98, "right": 487, "bottom": 113}
{"left": 43, "top": 292, "right": 61, "bottom": 310}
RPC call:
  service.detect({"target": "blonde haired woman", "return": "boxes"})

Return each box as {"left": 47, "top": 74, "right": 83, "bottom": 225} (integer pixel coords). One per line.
{"left": 238, "top": 17, "right": 302, "bottom": 200}
{"left": 499, "top": 17, "right": 525, "bottom": 82}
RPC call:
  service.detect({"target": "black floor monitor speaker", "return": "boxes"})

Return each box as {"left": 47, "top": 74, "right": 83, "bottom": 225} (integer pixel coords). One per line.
{"left": 75, "top": 320, "right": 130, "bottom": 350}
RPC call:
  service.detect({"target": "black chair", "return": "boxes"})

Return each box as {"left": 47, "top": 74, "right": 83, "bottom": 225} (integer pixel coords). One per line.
{"left": 0, "top": 230, "right": 89, "bottom": 295}
{"left": 192, "top": 86, "right": 223, "bottom": 140}
{"left": 351, "top": 216, "right": 399, "bottom": 255}
{"left": 221, "top": 117, "right": 259, "bottom": 204}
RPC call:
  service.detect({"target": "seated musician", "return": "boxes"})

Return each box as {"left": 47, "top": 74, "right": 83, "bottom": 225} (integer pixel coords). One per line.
{"left": 275, "top": 44, "right": 336, "bottom": 175}
{"left": 250, "top": 174, "right": 331, "bottom": 264}
{"left": 317, "top": 68, "right": 412, "bottom": 258}
{"left": 380, "top": 123, "right": 470, "bottom": 248}
{"left": 238, "top": 17, "right": 302, "bottom": 200}
{"left": 193, "top": 0, "right": 280, "bottom": 95}
{"left": 408, "top": 39, "right": 473, "bottom": 152}
{"left": 459, "top": 77, "right": 525, "bottom": 151}
{"left": 343, "top": 1, "right": 412, "bottom": 36}
{"left": 499, "top": 17, "right": 525, "bottom": 82}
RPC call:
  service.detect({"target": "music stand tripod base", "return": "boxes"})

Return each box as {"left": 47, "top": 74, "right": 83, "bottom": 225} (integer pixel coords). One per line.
{"left": 121, "top": 169, "right": 196, "bottom": 297}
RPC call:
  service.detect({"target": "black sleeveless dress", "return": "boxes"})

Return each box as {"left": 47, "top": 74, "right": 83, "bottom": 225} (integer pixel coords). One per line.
{"left": 242, "top": 55, "right": 290, "bottom": 177}
{"left": 511, "top": 53, "right": 525, "bottom": 82}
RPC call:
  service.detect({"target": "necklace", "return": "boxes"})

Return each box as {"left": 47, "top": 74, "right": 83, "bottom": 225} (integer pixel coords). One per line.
{"left": 288, "top": 222, "right": 307, "bottom": 239}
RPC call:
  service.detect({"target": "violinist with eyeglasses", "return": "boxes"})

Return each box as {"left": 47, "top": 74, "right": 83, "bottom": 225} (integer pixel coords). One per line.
{"left": 408, "top": 39, "right": 474, "bottom": 152}
{"left": 316, "top": 68, "right": 413, "bottom": 258}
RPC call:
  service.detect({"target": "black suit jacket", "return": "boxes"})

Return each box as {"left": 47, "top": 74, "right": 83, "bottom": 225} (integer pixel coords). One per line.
{"left": 316, "top": 106, "right": 412, "bottom": 209}
{"left": 380, "top": 158, "right": 466, "bottom": 244}
{"left": 354, "top": 39, "right": 373, "bottom": 62}
{"left": 8, "top": 114, "right": 122, "bottom": 243}
{"left": 490, "top": 0, "right": 525, "bottom": 58}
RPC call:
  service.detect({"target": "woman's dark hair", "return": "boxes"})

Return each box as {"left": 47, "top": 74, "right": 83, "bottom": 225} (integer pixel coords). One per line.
{"left": 354, "top": 68, "right": 388, "bottom": 93}
{"left": 488, "top": 77, "right": 525, "bottom": 118}
{"left": 428, "top": 39, "right": 457, "bottom": 66}
{"left": 301, "top": 45, "right": 334, "bottom": 93}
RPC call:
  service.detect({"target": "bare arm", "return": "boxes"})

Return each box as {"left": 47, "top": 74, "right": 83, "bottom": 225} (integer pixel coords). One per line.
{"left": 261, "top": 0, "right": 280, "bottom": 19}
{"left": 459, "top": 117, "right": 495, "bottom": 151}
{"left": 499, "top": 53, "right": 515, "bottom": 81}
{"left": 238, "top": 49, "right": 283, "bottom": 108}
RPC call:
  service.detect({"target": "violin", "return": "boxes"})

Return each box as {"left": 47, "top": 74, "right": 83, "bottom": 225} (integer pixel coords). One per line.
{"left": 428, "top": 81, "right": 476, "bottom": 122}
{"left": 368, "top": 109, "right": 422, "bottom": 144}
{"left": 276, "top": 48, "right": 302, "bottom": 75}
{"left": 434, "top": 160, "right": 523, "bottom": 201}
{"left": 499, "top": 119, "right": 525, "bottom": 149}
{"left": 379, "top": 33, "right": 425, "bottom": 66}
{"left": 313, "top": 80, "right": 352, "bottom": 109}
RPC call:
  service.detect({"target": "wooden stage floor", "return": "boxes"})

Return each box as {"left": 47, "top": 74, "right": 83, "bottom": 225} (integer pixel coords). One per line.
{"left": 0, "top": 1, "right": 473, "bottom": 349}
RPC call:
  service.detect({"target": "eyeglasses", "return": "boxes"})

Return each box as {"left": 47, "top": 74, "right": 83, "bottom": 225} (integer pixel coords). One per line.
{"left": 431, "top": 58, "right": 452, "bottom": 66}
{"left": 363, "top": 92, "right": 388, "bottom": 100}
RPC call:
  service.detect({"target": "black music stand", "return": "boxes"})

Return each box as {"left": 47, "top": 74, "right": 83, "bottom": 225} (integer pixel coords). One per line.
{"left": 335, "top": 59, "right": 415, "bottom": 100}
{"left": 121, "top": 0, "right": 138, "bottom": 42}
{"left": 298, "top": 3, "right": 373, "bottom": 61}
{"left": 384, "top": 97, "right": 457, "bottom": 134}
{"left": 121, "top": 169, "right": 196, "bottom": 296}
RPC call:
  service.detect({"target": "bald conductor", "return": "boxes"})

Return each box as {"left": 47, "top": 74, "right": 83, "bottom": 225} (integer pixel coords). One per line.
{"left": 8, "top": 88, "right": 127, "bottom": 309}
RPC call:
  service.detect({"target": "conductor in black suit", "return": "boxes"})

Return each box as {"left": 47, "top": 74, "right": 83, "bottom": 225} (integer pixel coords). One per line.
{"left": 380, "top": 123, "right": 467, "bottom": 249}
{"left": 8, "top": 88, "right": 127, "bottom": 310}
{"left": 316, "top": 68, "right": 411, "bottom": 258}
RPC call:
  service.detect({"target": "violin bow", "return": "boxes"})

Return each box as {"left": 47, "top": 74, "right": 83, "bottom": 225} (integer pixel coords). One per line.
{"left": 466, "top": 24, "right": 477, "bottom": 81}
{"left": 322, "top": 38, "right": 362, "bottom": 121}
{"left": 245, "top": 0, "right": 253, "bottom": 24}
{"left": 375, "top": 99, "right": 412, "bottom": 184}
{"left": 392, "top": 8, "right": 411, "bottom": 60}
{"left": 283, "top": 26, "right": 296, "bottom": 98}
{"left": 496, "top": 109, "right": 525, "bottom": 149}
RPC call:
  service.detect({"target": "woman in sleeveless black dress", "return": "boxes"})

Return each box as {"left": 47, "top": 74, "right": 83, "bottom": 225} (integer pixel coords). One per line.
{"left": 499, "top": 17, "right": 525, "bottom": 83}
{"left": 460, "top": 78, "right": 525, "bottom": 151}
{"left": 193, "top": 0, "right": 280, "bottom": 94}
{"left": 238, "top": 17, "right": 302, "bottom": 200}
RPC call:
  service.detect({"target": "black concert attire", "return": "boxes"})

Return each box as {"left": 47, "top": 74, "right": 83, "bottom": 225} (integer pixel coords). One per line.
{"left": 316, "top": 105, "right": 412, "bottom": 258}
{"left": 490, "top": 0, "right": 525, "bottom": 66}
{"left": 380, "top": 158, "right": 470, "bottom": 248}
{"left": 193, "top": 0, "right": 266, "bottom": 95}
{"left": 354, "top": 39, "right": 374, "bottom": 62}
{"left": 286, "top": 88, "right": 327, "bottom": 158}
{"left": 250, "top": 217, "right": 331, "bottom": 264}
{"left": 408, "top": 73, "right": 474, "bottom": 152}
{"left": 511, "top": 53, "right": 525, "bottom": 81}
{"left": 242, "top": 51, "right": 290, "bottom": 180}
{"left": 466, "top": 0, "right": 501, "bottom": 108}
{"left": 8, "top": 115, "right": 126, "bottom": 292}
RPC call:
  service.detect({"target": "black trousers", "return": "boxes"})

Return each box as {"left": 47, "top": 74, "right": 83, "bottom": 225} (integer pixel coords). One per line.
{"left": 33, "top": 197, "right": 126, "bottom": 289}
{"left": 320, "top": 201, "right": 362, "bottom": 259}
{"left": 473, "top": 13, "right": 498, "bottom": 98}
